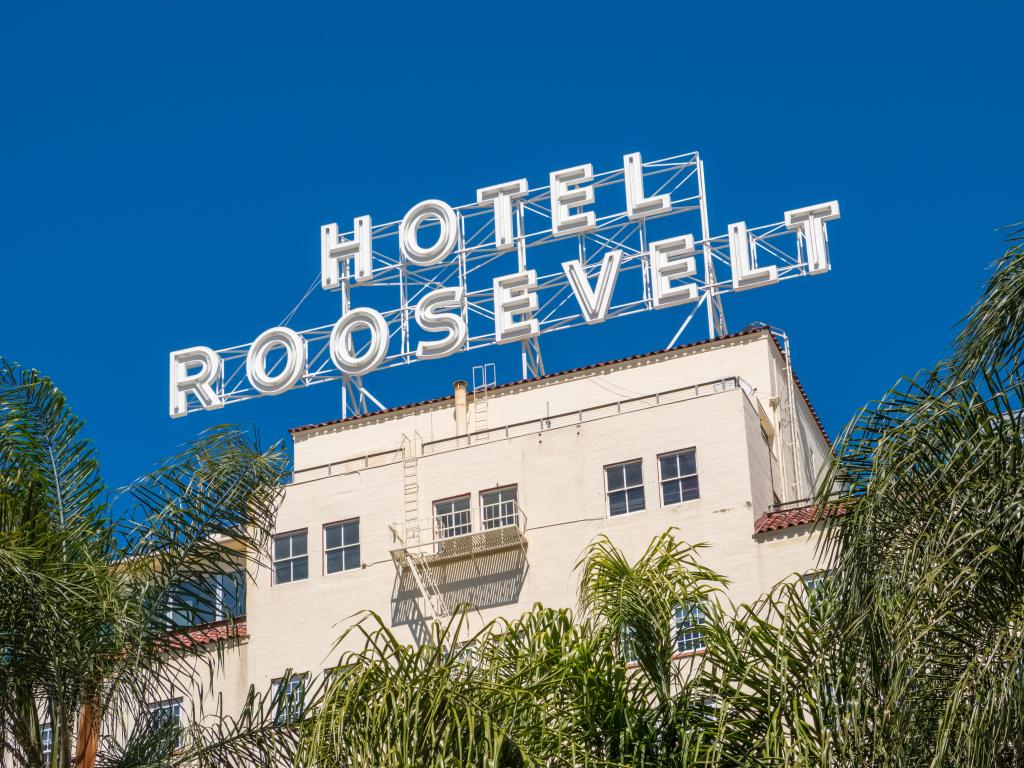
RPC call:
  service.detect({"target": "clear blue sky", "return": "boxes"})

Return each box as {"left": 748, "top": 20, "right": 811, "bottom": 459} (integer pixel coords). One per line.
{"left": 3, "top": 2, "right": 1022, "bottom": 497}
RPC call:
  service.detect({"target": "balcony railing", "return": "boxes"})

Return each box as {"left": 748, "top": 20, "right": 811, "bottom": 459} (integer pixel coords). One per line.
{"left": 391, "top": 501, "right": 528, "bottom": 566}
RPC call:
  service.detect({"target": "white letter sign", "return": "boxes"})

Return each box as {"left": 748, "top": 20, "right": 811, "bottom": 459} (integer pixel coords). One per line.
{"left": 330, "top": 308, "right": 390, "bottom": 376}
{"left": 400, "top": 200, "right": 459, "bottom": 266}
{"left": 549, "top": 164, "right": 596, "bottom": 237}
{"left": 322, "top": 216, "right": 373, "bottom": 289}
{"left": 624, "top": 152, "right": 670, "bottom": 220}
{"left": 171, "top": 152, "right": 842, "bottom": 417}
{"left": 415, "top": 287, "right": 467, "bottom": 360}
{"left": 785, "top": 201, "right": 840, "bottom": 275}
{"left": 562, "top": 250, "right": 622, "bottom": 324}
{"left": 493, "top": 271, "right": 540, "bottom": 343}
{"left": 729, "top": 221, "right": 778, "bottom": 291}
{"left": 246, "top": 327, "right": 306, "bottom": 395}
{"left": 650, "top": 234, "right": 698, "bottom": 307}
{"left": 477, "top": 179, "right": 527, "bottom": 252}
{"left": 169, "top": 347, "right": 223, "bottom": 418}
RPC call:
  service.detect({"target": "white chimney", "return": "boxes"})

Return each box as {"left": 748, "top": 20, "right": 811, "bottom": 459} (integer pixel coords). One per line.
{"left": 453, "top": 380, "right": 468, "bottom": 436}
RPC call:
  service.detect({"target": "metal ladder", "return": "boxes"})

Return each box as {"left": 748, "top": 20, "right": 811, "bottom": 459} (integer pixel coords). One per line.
{"left": 471, "top": 364, "right": 495, "bottom": 441}
{"left": 773, "top": 331, "right": 804, "bottom": 502}
{"left": 400, "top": 433, "right": 421, "bottom": 545}
{"left": 407, "top": 551, "right": 449, "bottom": 618}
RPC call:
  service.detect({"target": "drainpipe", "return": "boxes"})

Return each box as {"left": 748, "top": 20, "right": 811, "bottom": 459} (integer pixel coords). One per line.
{"left": 453, "top": 380, "right": 468, "bottom": 436}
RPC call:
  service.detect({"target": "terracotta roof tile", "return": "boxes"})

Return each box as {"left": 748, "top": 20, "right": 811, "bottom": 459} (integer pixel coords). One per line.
{"left": 289, "top": 325, "right": 828, "bottom": 444}
{"left": 753, "top": 503, "right": 844, "bottom": 534}
{"left": 164, "top": 617, "right": 248, "bottom": 650}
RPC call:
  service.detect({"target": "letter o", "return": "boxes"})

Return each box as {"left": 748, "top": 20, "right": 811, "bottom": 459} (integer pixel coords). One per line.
{"left": 330, "top": 307, "right": 390, "bottom": 376}
{"left": 399, "top": 199, "right": 458, "bottom": 266}
{"left": 246, "top": 327, "right": 306, "bottom": 395}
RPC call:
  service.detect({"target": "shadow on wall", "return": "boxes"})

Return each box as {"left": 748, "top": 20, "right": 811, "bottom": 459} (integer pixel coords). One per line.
{"left": 391, "top": 547, "right": 528, "bottom": 642}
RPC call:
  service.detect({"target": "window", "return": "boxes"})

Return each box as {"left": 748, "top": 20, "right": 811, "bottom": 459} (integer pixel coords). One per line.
{"left": 273, "top": 530, "right": 308, "bottom": 585}
{"left": 606, "top": 460, "right": 645, "bottom": 516}
{"left": 618, "top": 625, "right": 637, "bottom": 663}
{"left": 659, "top": 449, "right": 699, "bottom": 505}
{"left": 273, "top": 675, "right": 305, "bottom": 724}
{"left": 324, "top": 519, "right": 360, "bottom": 574}
{"left": 802, "top": 571, "right": 828, "bottom": 606}
{"left": 168, "top": 570, "right": 246, "bottom": 627}
{"left": 40, "top": 724, "right": 52, "bottom": 765}
{"left": 148, "top": 699, "right": 183, "bottom": 747}
{"left": 674, "top": 602, "right": 706, "bottom": 653}
{"left": 434, "top": 495, "right": 472, "bottom": 539}
{"left": 480, "top": 486, "right": 518, "bottom": 530}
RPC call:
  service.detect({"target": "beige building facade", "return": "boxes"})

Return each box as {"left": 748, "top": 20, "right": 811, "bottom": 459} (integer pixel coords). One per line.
{"left": 166, "top": 326, "right": 831, "bottom": 722}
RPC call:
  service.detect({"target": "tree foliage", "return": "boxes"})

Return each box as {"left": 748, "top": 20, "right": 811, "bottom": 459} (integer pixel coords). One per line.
{"left": 0, "top": 359, "right": 294, "bottom": 768}
{"left": 298, "top": 227, "right": 1024, "bottom": 766}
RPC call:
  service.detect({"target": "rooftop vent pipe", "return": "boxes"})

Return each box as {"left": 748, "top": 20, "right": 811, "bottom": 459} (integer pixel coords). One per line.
{"left": 453, "top": 380, "right": 468, "bottom": 436}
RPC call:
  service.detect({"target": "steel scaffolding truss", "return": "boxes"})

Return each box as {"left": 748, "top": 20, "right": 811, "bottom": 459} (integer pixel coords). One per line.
{"left": 187, "top": 151, "right": 837, "bottom": 418}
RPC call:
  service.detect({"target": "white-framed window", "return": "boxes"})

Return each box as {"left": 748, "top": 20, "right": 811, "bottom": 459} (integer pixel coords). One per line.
{"left": 605, "top": 460, "right": 645, "bottom": 516}
{"left": 324, "top": 519, "right": 360, "bottom": 574}
{"left": 674, "top": 602, "right": 706, "bottom": 654}
{"left": 659, "top": 448, "right": 699, "bottom": 505}
{"left": 802, "top": 570, "right": 829, "bottom": 605}
{"left": 480, "top": 485, "right": 518, "bottom": 530}
{"left": 148, "top": 698, "right": 183, "bottom": 747}
{"left": 273, "top": 530, "right": 308, "bottom": 585}
{"left": 434, "top": 495, "right": 472, "bottom": 539}
{"left": 273, "top": 674, "right": 306, "bottom": 724}
{"left": 40, "top": 724, "right": 53, "bottom": 765}
{"left": 618, "top": 625, "right": 637, "bottom": 663}
{"left": 168, "top": 570, "right": 246, "bottom": 627}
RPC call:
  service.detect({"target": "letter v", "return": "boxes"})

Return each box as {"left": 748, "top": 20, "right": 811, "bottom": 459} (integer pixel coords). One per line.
{"left": 562, "top": 250, "right": 623, "bottom": 324}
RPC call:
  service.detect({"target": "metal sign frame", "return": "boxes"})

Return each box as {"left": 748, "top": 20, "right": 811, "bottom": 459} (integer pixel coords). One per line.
{"left": 169, "top": 151, "right": 838, "bottom": 418}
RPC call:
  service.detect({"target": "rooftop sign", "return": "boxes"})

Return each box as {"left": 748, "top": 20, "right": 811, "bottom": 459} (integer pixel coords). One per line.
{"left": 169, "top": 151, "right": 838, "bottom": 418}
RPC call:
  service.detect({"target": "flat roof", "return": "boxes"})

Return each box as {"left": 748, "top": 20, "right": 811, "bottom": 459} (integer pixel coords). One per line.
{"left": 289, "top": 325, "right": 830, "bottom": 446}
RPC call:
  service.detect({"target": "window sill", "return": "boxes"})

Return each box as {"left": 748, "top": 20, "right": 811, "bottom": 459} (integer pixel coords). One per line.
{"left": 324, "top": 566, "right": 363, "bottom": 577}
{"left": 272, "top": 576, "right": 311, "bottom": 588}
{"left": 607, "top": 508, "right": 646, "bottom": 519}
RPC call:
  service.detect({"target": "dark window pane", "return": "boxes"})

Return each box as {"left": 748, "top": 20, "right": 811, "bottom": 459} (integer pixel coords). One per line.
{"left": 342, "top": 520, "right": 359, "bottom": 545}
{"left": 624, "top": 461, "right": 643, "bottom": 487}
{"left": 193, "top": 582, "right": 217, "bottom": 624}
{"left": 662, "top": 480, "right": 681, "bottom": 505}
{"left": 326, "top": 549, "right": 344, "bottom": 574}
{"left": 627, "top": 487, "right": 645, "bottom": 512}
{"left": 679, "top": 450, "right": 697, "bottom": 476}
{"left": 609, "top": 490, "right": 627, "bottom": 516}
{"left": 274, "top": 537, "right": 289, "bottom": 560}
{"left": 659, "top": 455, "right": 677, "bottom": 480}
{"left": 292, "top": 557, "right": 308, "bottom": 581}
{"left": 681, "top": 476, "right": 700, "bottom": 501}
{"left": 275, "top": 562, "right": 292, "bottom": 584}
{"left": 291, "top": 533, "right": 307, "bottom": 556}
{"left": 344, "top": 546, "right": 360, "bottom": 570}
{"left": 325, "top": 525, "right": 341, "bottom": 550}
{"left": 606, "top": 466, "right": 625, "bottom": 491}
{"left": 222, "top": 573, "right": 245, "bottom": 616}
{"left": 453, "top": 496, "right": 470, "bottom": 512}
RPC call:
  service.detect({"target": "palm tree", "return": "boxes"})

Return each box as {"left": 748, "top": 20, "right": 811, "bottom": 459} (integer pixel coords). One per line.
{"left": 0, "top": 359, "right": 296, "bottom": 768}
{"left": 298, "top": 531, "right": 733, "bottom": 767}
{"left": 809, "top": 224, "right": 1024, "bottom": 765}
{"left": 300, "top": 226, "right": 1024, "bottom": 766}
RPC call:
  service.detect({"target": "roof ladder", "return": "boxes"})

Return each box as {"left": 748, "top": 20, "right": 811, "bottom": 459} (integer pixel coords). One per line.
{"left": 471, "top": 364, "right": 495, "bottom": 442}
{"left": 400, "top": 433, "right": 421, "bottom": 546}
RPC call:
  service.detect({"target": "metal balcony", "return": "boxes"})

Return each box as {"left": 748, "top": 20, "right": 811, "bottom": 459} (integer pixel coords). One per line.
{"left": 389, "top": 501, "right": 528, "bottom": 618}
{"left": 391, "top": 500, "right": 528, "bottom": 568}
